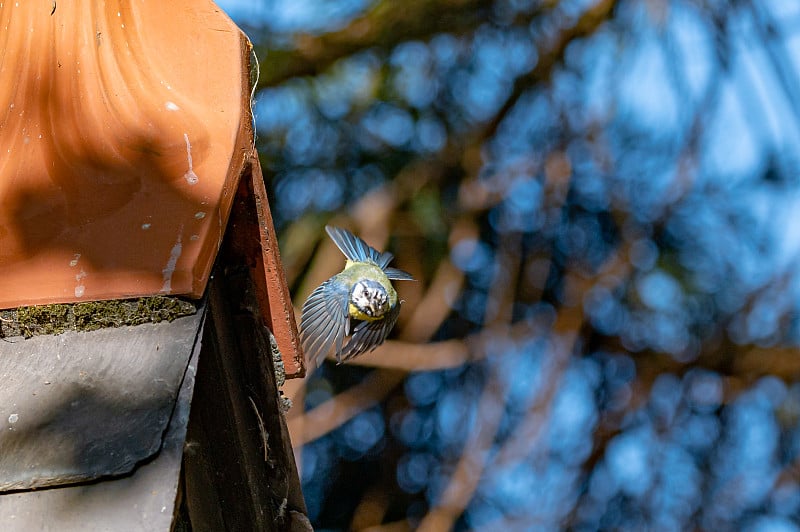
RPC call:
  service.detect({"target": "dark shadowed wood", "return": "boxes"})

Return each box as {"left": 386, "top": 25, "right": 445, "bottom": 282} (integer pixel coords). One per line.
{"left": 182, "top": 266, "right": 311, "bottom": 531}
{"left": 225, "top": 154, "right": 305, "bottom": 378}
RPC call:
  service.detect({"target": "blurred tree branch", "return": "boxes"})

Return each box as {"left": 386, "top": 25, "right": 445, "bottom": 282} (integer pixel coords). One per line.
{"left": 482, "top": 0, "right": 617, "bottom": 140}
{"left": 257, "top": 0, "right": 495, "bottom": 88}
{"left": 417, "top": 366, "right": 507, "bottom": 532}
{"left": 287, "top": 369, "right": 405, "bottom": 447}
{"left": 417, "top": 229, "right": 526, "bottom": 531}
{"left": 254, "top": 0, "right": 613, "bottom": 90}
{"left": 748, "top": 0, "right": 800, "bottom": 133}
{"left": 257, "top": 0, "right": 800, "bottom": 526}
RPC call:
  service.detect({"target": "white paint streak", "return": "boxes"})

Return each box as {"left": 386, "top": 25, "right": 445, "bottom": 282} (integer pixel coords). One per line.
{"left": 183, "top": 133, "right": 199, "bottom": 185}
{"left": 8, "top": 414, "right": 18, "bottom": 424}
{"left": 161, "top": 231, "right": 183, "bottom": 293}
{"left": 69, "top": 253, "right": 81, "bottom": 267}
{"left": 75, "top": 269, "right": 87, "bottom": 297}
{"left": 165, "top": 101, "right": 179, "bottom": 111}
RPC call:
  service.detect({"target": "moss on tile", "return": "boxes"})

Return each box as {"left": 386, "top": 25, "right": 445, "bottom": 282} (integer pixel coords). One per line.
{"left": 1, "top": 296, "right": 197, "bottom": 338}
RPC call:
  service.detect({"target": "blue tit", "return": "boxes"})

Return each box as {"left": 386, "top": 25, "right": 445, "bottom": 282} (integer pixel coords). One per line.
{"left": 300, "top": 225, "right": 414, "bottom": 367}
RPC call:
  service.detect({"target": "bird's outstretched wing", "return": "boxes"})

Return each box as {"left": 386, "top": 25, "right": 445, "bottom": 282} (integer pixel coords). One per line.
{"left": 339, "top": 302, "right": 402, "bottom": 362}
{"left": 384, "top": 267, "right": 415, "bottom": 281}
{"left": 300, "top": 276, "right": 350, "bottom": 367}
{"left": 326, "top": 225, "right": 394, "bottom": 269}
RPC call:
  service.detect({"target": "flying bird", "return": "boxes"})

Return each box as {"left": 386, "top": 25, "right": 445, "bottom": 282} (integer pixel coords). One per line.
{"left": 300, "top": 226, "right": 414, "bottom": 367}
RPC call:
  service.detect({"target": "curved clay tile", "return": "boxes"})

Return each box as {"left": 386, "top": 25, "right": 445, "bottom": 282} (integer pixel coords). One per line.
{"left": 0, "top": 0, "right": 251, "bottom": 308}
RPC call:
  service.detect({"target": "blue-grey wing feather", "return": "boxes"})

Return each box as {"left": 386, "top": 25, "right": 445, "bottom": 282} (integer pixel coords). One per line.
{"left": 340, "top": 302, "right": 402, "bottom": 361}
{"left": 326, "top": 225, "right": 387, "bottom": 266}
{"left": 300, "top": 276, "right": 350, "bottom": 367}
{"left": 376, "top": 251, "right": 394, "bottom": 269}
{"left": 384, "top": 267, "right": 414, "bottom": 281}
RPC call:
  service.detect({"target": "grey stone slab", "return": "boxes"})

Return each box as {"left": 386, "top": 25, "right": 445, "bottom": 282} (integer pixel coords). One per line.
{"left": 0, "top": 311, "right": 203, "bottom": 491}
{"left": 0, "top": 312, "right": 203, "bottom": 531}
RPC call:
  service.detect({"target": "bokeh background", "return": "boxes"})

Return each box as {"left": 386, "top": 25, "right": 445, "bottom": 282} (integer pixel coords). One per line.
{"left": 218, "top": 1, "right": 800, "bottom": 530}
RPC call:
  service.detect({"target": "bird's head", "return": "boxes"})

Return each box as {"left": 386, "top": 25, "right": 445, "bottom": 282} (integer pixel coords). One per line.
{"left": 350, "top": 279, "right": 390, "bottom": 319}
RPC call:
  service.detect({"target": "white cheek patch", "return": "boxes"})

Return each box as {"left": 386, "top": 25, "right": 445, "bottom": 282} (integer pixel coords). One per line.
{"left": 352, "top": 283, "right": 369, "bottom": 306}
{"left": 352, "top": 280, "right": 390, "bottom": 317}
